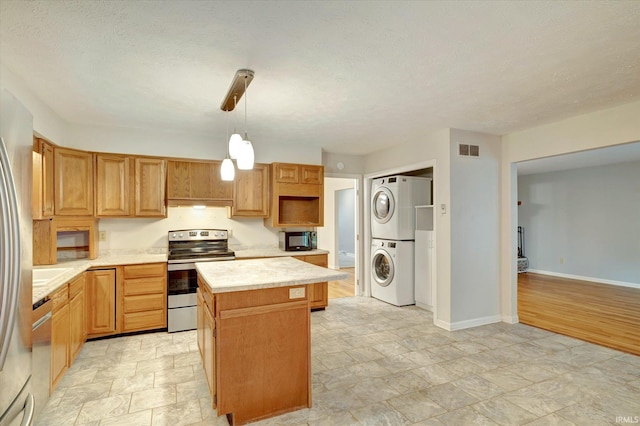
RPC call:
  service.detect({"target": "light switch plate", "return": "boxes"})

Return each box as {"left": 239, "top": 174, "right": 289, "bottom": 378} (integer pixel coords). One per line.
{"left": 289, "top": 287, "right": 305, "bottom": 299}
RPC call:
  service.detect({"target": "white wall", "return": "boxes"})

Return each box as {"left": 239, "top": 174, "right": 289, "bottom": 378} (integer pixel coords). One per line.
{"left": 500, "top": 100, "right": 640, "bottom": 320}
{"left": 0, "top": 63, "right": 67, "bottom": 143}
{"left": 319, "top": 177, "right": 356, "bottom": 269}
{"left": 518, "top": 161, "right": 640, "bottom": 285}
{"left": 449, "top": 129, "right": 502, "bottom": 326}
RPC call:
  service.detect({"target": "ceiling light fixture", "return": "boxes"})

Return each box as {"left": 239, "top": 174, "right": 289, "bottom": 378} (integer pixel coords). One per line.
{"left": 237, "top": 73, "right": 254, "bottom": 170}
{"left": 220, "top": 69, "right": 255, "bottom": 170}
{"left": 220, "top": 107, "right": 235, "bottom": 181}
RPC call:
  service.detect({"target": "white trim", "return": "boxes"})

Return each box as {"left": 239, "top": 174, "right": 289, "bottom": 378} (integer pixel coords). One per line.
{"left": 435, "top": 315, "right": 501, "bottom": 331}
{"left": 501, "top": 315, "right": 519, "bottom": 324}
{"left": 415, "top": 302, "right": 433, "bottom": 312}
{"left": 526, "top": 269, "right": 640, "bottom": 290}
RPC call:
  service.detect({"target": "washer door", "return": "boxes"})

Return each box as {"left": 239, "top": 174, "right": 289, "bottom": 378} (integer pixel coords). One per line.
{"left": 372, "top": 186, "right": 395, "bottom": 224}
{"left": 372, "top": 249, "right": 394, "bottom": 287}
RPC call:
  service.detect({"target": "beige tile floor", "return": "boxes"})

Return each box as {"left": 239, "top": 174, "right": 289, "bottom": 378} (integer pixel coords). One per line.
{"left": 39, "top": 297, "right": 640, "bottom": 425}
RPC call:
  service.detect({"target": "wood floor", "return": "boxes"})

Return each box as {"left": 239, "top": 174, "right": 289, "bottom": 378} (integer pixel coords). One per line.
{"left": 518, "top": 272, "right": 640, "bottom": 356}
{"left": 328, "top": 267, "right": 355, "bottom": 299}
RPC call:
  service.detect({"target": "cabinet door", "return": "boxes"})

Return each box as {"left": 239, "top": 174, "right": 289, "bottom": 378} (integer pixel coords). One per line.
{"left": 69, "top": 288, "right": 86, "bottom": 363}
{"left": 274, "top": 163, "right": 299, "bottom": 183}
{"left": 51, "top": 303, "right": 70, "bottom": 390}
{"left": 134, "top": 158, "right": 166, "bottom": 217}
{"left": 189, "top": 162, "right": 233, "bottom": 201}
{"left": 87, "top": 269, "right": 116, "bottom": 335}
{"left": 167, "top": 160, "right": 190, "bottom": 199}
{"left": 300, "top": 165, "right": 323, "bottom": 185}
{"left": 54, "top": 147, "right": 94, "bottom": 215}
{"left": 95, "top": 154, "right": 130, "bottom": 216}
{"left": 296, "top": 254, "right": 328, "bottom": 309}
{"left": 230, "top": 164, "right": 269, "bottom": 217}
{"left": 203, "top": 302, "right": 216, "bottom": 404}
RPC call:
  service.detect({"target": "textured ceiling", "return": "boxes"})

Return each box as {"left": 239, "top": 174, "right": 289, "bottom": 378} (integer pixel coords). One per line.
{"left": 1, "top": 1, "right": 639, "bottom": 156}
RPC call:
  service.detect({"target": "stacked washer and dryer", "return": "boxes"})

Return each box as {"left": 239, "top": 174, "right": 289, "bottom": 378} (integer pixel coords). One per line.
{"left": 370, "top": 176, "right": 431, "bottom": 306}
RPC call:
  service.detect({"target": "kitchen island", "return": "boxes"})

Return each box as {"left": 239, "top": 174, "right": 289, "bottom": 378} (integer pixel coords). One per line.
{"left": 195, "top": 257, "right": 347, "bottom": 425}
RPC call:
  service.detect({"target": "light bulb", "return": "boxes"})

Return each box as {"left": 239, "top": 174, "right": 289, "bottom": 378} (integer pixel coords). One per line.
{"left": 237, "top": 139, "right": 254, "bottom": 170}
{"left": 221, "top": 158, "right": 235, "bottom": 181}
{"left": 228, "top": 133, "right": 243, "bottom": 159}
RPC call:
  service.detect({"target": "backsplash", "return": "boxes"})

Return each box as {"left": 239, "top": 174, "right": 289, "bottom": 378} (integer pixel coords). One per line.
{"left": 97, "top": 206, "right": 280, "bottom": 253}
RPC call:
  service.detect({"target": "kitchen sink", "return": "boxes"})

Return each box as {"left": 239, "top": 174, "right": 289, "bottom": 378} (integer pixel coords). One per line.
{"left": 32, "top": 267, "right": 71, "bottom": 287}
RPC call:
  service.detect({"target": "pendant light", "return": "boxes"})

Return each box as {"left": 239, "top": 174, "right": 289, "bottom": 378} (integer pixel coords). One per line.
{"left": 237, "top": 73, "right": 255, "bottom": 170}
{"left": 228, "top": 95, "right": 243, "bottom": 160}
{"left": 220, "top": 108, "right": 235, "bottom": 181}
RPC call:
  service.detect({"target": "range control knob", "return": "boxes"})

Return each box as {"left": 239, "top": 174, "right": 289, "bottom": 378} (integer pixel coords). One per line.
{"left": 171, "top": 233, "right": 176, "bottom": 239}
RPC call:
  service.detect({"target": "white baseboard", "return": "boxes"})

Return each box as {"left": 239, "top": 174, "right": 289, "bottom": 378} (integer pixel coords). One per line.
{"left": 435, "top": 315, "right": 501, "bottom": 331}
{"left": 527, "top": 269, "right": 640, "bottom": 290}
{"left": 501, "top": 315, "right": 519, "bottom": 324}
{"left": 415, "top": 302, "right": 433, "bottom": 312}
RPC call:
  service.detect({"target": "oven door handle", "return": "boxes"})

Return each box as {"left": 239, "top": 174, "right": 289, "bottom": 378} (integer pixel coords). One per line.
{"left": 167, "top": 262, "right": 196, "bottom": 272}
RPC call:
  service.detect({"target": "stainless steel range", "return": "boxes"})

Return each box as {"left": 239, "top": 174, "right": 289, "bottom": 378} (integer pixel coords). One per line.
{"left": 167, "top": 229, "right": 234, "bottom": 332}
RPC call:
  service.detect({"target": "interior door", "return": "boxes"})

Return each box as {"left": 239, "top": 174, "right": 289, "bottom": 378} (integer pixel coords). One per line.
{"left": 371, "top": 186, "right": 395, "bottom": 224}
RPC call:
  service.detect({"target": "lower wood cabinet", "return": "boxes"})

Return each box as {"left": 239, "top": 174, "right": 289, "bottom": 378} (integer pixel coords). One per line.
{"left": 50, "top": 272, "right": 87, "bottom": 391}
{"left": 122, "top": 263, "right": 167, "bottom": 332}
{"left": 50, "top": 287, "right": 70, "bottom": 391}
{"left": 86, "top": 268, "right": 117, "bottom": 337}
{"left": 293, "top": 254, "right": 328, "bottom": 310}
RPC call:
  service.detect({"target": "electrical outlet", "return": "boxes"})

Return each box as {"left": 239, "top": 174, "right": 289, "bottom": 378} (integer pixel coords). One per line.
{"left": 99, "top": 231, "right": 107, "bottom": 241}
{"left": 289, "top": 287, "right": 305, "bottom": 299}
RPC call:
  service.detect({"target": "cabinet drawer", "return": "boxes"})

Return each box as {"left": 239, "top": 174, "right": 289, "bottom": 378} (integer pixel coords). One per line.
{"left": 68, "top": 273, "right": 85, "bottom": 298}
{"left": 123, "top": 263, "right": 165, "bottom": 279}
{"left": 123, "top": 277, "right": 166, "bottom": 296}
{"left": 123, "top": 310, "right": 166, "bottom": 331}
{"left": 123, "top": 294, "right": 165, "bottom": 313}
{"left": 50, "top": 285, "right": 69, "bottom": 311}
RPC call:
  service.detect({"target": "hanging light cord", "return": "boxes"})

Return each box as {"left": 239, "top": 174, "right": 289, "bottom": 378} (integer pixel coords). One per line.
{"left": 225, "top": 108, "right": 230, "bottom": 158}
{"left": 244, "top": 76, "right": 248, "bottom": 136}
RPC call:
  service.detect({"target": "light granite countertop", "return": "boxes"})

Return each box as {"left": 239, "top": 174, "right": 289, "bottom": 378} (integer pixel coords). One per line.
{"left": 32, "top": 254, "right": 167, "bottom": 304}
{"left": 233, "top": 248, "right": 329, "bottom": 259}
{"left": 196, "top": 257, "right": 347, "bottom": 294}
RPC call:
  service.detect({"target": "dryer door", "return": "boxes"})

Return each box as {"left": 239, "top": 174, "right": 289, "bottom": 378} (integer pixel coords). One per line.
{"left": 372, "top": 186, "right": 395, "bottom": 224}
{"left": 372, "top": 249, "right": 394, "bottom": 287}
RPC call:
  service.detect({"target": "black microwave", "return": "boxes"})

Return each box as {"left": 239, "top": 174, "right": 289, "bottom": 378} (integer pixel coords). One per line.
{"left": 279, "top": 231, "right": 317, "bottom": 251}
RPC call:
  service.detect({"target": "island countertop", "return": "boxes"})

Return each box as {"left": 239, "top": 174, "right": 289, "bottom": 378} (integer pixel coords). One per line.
{"left": 195, "top": 256, "right": 348, "bottom": 293}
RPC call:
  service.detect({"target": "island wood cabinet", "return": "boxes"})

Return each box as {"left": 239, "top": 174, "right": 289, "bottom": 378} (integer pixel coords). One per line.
{"left": 197, "top": 278, "right": 310, "bottom": 425}
{"left": 229, "top": 163, "right": 269, "bottom": 218}
{"left": 293, "top": 254, "right": 329, "bottom": 309}
{"left": 121, "top": 263, "right": 167, "bottom": 332}
{"left": 167, "top": 160, "right": 233, "bottom": 206}
{"left": 270, "top": 163, "right": 324, "bottom": 227}
{"left": 50, "top": 272, "right": 87, "bottom": 391}
{"left": 86, "top": 268, "right": 117, "bottom": 337}
{"left": 32, "top": 137, "right": 55, "bottom": 219}
{"left": 54, "top": 147, "right": 94, "bottom": 216}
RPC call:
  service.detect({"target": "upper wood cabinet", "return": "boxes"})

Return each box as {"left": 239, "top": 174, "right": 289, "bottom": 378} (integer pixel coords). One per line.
{"left": 229, "top": 163, "right": 269, "bottom": 218}
{"left": 95, "top": 155, "right": 166, "bottom": 218}
{"left": 95, "top": 154, "right": 130, "bottom": 217}
{"left": 167, "top": 160, "right": 233, "bottom": 206}
{"left": 134, "top": 157, "right": 167, "bottom": 217}
{"left": 270, "top": 163, "right": 324, "bottom": 227}
{"left": 54, "top": 147, "right": 94, "bottom": 216}
{"left": 32, "top": 138, "right": 55, "bottom": 219}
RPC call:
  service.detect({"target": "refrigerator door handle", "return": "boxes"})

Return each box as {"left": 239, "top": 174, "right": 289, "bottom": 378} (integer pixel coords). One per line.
{"left": 19, "top": 393, "right": 35, "bottom": 426}
{"left": 0, "top": 136, "right": 21, "bottom": 371}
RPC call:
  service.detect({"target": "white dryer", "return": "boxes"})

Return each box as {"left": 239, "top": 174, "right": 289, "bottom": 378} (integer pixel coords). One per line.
{"left": 370, "top": 239, "right": 415, "bottom": 306}
{"left": 371, "top": 176, "right": 431, "bottom": 240}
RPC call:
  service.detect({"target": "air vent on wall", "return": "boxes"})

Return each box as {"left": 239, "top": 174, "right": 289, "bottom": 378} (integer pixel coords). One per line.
{"left": 458, "top": 144, "right": 479, "bottom": 157}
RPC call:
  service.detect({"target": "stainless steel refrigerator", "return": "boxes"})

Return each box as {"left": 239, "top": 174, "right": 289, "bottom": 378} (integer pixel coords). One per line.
{"left": 0, "top": 89, "right": 34, "bottom": 425}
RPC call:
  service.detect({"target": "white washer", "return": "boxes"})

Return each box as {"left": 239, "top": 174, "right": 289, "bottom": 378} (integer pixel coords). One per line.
{"left": 370, "top": 239, "right": 415, "bottom": 306}
{"left": 371, "top": 176, "right": 431, "bottom": 240}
